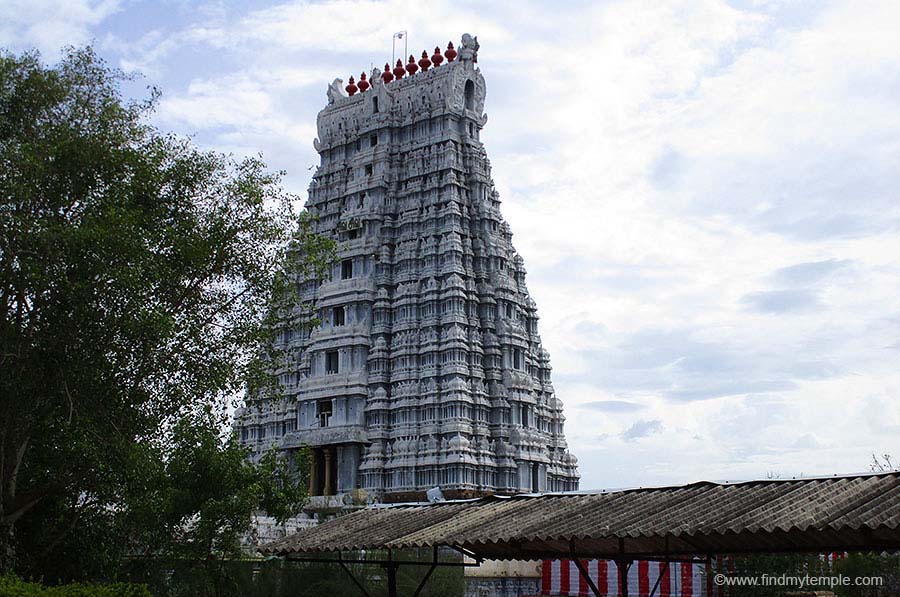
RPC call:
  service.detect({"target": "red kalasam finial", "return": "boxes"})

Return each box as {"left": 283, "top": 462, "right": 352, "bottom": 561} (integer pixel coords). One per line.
{"left": 431, "top": 46, "right": 444, "bottom": 67}
{"left": 418, "top": 50, "right": 432, "bottom": 71}
{"left": 393, "top": 59, "right": 406, "bottom": 80}
{"left": 444, "top": 41, "right": 457, "bottom": 62}
{"left": 357, "top": 72, "right": 370, "bottom": 92}
{"left": 345, "top": 75, "right": 358, "bottom": 96}
{"left": 382, "top": 63, "right": 394, "bottom": 83}
{"left": 406, "top": 54, "right": 419, "bottom": 75}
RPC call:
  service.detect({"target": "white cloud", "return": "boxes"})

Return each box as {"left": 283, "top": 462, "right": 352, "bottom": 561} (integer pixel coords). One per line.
{"left": 0, "top": 0, "right": 121, "bottom": 56}
{"left": 4, "top": 0, "right": 900, "bottom": 490}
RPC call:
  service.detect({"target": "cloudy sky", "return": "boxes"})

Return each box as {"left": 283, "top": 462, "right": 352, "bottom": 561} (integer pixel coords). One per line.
{"left": 4, "top": 0, "right": 900, "bottom": 490}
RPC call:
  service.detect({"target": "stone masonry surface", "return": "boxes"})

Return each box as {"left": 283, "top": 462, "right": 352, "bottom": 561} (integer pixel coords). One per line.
{"left": 236, "top": 34, "right": 580, "bottom": 501}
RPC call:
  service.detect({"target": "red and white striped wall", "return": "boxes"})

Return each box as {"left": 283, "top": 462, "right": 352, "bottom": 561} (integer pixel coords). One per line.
{"left": 822, "top": 552, "right": 848, "bottom": 565}
{"left": 541, "top": 559, "right": 714, "bottom": 597}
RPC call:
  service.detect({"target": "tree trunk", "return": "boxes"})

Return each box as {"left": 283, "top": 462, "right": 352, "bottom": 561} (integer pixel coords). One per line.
{"left": 0, "top": 520, "right": 15, "bottom": 574}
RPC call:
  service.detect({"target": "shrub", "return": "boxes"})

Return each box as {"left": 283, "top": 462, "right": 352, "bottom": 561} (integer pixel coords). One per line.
{"left": 0, "top": 574, "right": 151, "bottom": 597}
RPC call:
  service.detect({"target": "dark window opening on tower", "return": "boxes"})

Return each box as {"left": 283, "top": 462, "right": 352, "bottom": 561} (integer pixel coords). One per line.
{"left": 531, "top": 462, "right": 539, "bottom": 493}
{"left": 373, "top": 96, "right": 379, "bottom": 112}
{"left": 332, "top": 306, "right": 345, "bottom": 326}
{"left": 468, "top": 122, "right": 474, "bottom": 137}
{"left": 365, "top": 164, "right": 373, "bottom": 176}
{"left": 520, "top": 403, "right": 530, "bottom": 427}
{"left": 341, "top": 258, "right": 353, "bottom": 279}
{"left": 513, "top": 348, "right": 523, "bottom": 370}
{"left": 326, "top": 350, "right": 339, "bottom": 374}
{"left": 316, "top": 399, "right": 333, "bottom": 427}
{"left": 370, "top": 134, "right": 378, "bottom": 147}
{"left": 347, "top": 228, "right": 359, "bottom": 240}
{"left": 465, "top": 79, "right": 475, "bottom": 110}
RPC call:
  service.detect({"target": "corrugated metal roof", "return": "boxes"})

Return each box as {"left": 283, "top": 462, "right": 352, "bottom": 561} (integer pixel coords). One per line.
{"left": 262, "top": 473, "right": 900, "bottom": 559}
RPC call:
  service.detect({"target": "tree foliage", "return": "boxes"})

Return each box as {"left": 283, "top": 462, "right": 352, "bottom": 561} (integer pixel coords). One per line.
{"left": 0, "top": 46, "right": 334, "bottom": 583}
{"left": 0, "top": 574, "right": 150, "bottom": 596}
{"left": 120, "top": 409, "right": 309, "bottom": 595}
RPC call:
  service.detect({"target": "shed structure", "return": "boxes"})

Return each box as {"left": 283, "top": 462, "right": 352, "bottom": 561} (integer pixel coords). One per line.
{"left": 262, "top": 472, "right": 900, "bottom": 596}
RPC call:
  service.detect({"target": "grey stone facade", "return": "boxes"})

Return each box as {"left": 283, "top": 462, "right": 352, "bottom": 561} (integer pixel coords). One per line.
{"left": 236, "top": 34, "right": 579, "bottom": 501}
{"left": 464, "top": 577, "right": 541, "bottom": 597}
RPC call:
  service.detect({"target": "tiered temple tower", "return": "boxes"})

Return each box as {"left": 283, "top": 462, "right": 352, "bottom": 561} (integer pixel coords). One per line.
{"left": 236, "top": 34, "right": 579, "bottom": 502}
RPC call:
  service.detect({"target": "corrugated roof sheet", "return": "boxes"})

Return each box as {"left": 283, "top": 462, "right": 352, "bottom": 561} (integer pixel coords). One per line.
{"left": 262, "top": 472, "right": 900, "bottom": 559}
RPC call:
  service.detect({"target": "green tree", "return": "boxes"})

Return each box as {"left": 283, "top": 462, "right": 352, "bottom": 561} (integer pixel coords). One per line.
{"left": 0, "top": 46, "right": 334, "bottom": 581}
{"left": 121, "top": 409, "right": 309, "bottom": 597}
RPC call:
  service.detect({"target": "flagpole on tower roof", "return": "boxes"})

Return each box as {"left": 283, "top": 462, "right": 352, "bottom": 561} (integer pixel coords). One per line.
{"left": 392, "top": 31, "right": 407, "bottom": 65}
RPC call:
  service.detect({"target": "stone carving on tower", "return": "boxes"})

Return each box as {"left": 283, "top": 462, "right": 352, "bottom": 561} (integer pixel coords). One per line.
{"left": 236, "top": 34, "right": 580, "bottom": 502}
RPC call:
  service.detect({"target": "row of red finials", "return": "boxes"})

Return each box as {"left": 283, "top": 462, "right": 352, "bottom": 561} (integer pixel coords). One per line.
{"left": 345, "top": 41, "right": 460, "bottom": 96}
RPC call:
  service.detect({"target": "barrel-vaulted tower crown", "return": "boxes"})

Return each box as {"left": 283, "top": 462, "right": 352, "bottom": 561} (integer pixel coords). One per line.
{"left": 237, "top": 34, "right": 579, "bottom": 504}
{"left": 315, "top": 34, "right": 487, "bottom": 153}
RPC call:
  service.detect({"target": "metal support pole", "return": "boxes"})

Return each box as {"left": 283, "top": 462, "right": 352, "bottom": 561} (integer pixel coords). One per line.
{"left": 617, "top": 538, "right": 632, "bottom": 597}
{"left": 617, "top": 560, "right": 631, "bottom": 597}
{"left": 649, "top": 561, "right": 668, "bottom": 597}
{"left": 385, "top": 563, "right": 398, "bottom": 597}
{"left": 383, "top": 548, "right": 399, "bottom": 597}
{"left": 573, "top": 558, "right": 602, "bottom": 597}
{"left": 412, "top": 547, "right": 440, "bottom": 597}
{"left": 392, "top": 31, "right": 407, "bottom": 66}
{"left": 339, "top": 560, "right": 371, "bottom": 597}
{"left": 569, "top": 539, "right": 601, "bottom": 597}
{"left": 447, "top": 544, "right": 483, "bottom": 564}
{"left": 649, "top": 535, "right": 670, "bottom": 597}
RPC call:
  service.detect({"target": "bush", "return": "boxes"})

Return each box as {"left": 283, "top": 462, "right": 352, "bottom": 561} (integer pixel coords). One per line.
{"left": 0, "top": 574, "right": 151, "bottom": 597}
